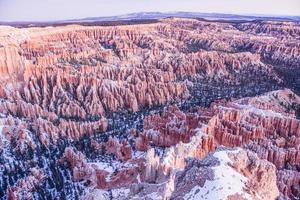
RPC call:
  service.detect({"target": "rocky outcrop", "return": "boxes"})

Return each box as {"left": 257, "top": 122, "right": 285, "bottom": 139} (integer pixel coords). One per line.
{"left": 7, "top": 168, "right": 47, "bottom": 200}
{"left": 207, "top": 89, "right": 300, "bottom": 199}
{"left": 105, "top": 137, "right": 132, "bottom": 161}
{"left": 142, "top": 105, "right": 199, "bottom": 147}
{"left": 60, "top": 147, "right": 145, "bottom": 190}
{"left": 236, "top": 21, "right": 300, "bottom": 38}
{"left": 171, "top": 148, "right": 279, "bottom": 200}
{"left": 0, "top": 18, "right": 294, "bottom": 122}
{"left": 277, "top": 170, "right": 300, "bottom": 199}
{"left": 16, "top": 89, "right": 297, "bottom": 200}
{"left": 131, "top": 89, "right": 300, "bottom": 199}
{"left": 0, "top": 111, "right": 108, "bottom": 152}
{"left": 121, "top": 148, "right": 279, "bottom": 200}
{"left": 0, "top": 18, "right": 294, "bottom": 152}
{"left": 0, "top": 17, "right": 299, "bottom": 200}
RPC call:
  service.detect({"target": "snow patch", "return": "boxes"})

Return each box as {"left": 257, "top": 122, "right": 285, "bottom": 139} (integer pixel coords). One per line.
{"left": 90, "top": 162, "right": 115, "bottom": 173}
{"left": 89, "top": 159, "right": 138, "bottom": 182}
{"left": 146, "top": 192, "right": 163, "bottom": 200}
{"left": 111, "top": 188, "right": 130, "bottom": 199}
{"left": 236, "top": 103, "right": 284, "bottom": 118}
{"left": 184, "top": 149, "right": 251, "bottom": 200}
{"left": 220, "top": 103, "right": 287, "bottom": 119}
{"left": 81, "top": 188, "right": 110, "bottom": 200}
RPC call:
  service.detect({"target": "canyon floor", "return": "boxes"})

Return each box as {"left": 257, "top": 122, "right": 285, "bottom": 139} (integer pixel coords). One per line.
{"left": 0, "top": 17, "right": 299, "bottom": 200}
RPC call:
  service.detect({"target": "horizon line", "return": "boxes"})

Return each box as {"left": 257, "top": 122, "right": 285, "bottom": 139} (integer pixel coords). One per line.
{"left": 1, "top": 11, "right": 299, "bottom": 23}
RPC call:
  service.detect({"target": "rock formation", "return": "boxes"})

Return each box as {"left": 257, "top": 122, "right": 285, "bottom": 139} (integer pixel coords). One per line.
{"left": 0, "top": 17, "right": 299, "bottom": 200}
{"left": 7, "top": 168, "right": 47, "bottom": 200}
{"left": 61, "top": 89, "right": 300, "bottom": 199}
{"left": 171, "top": 148, "right": 279, "bottom": 200}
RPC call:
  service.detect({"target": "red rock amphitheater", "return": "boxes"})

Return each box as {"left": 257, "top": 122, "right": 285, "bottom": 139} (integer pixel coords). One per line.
{"left": 0, "top": 17, "right": 299, "bottom": 200}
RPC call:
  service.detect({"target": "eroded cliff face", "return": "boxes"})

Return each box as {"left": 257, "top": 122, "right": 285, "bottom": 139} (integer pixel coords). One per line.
{"left": 0, "top": 18, "right": 299, "bottom": 200}
{"left": 171, "top": 148, "right": 280, "bottom": 200}
{"left": 81, "top": 148, "right": 280, "bottom": 200}
{"left": 61, "top": 89, "right": 300, "bottom": 200}
{"left": 0, "top": 19, "right": 294, "bottom": 151}
{"left": 209, "top": 89, "right": 300, "bottom": 199}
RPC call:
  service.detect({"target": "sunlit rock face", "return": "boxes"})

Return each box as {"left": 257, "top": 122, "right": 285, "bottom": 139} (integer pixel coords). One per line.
{"left": 171, "top": 148, "right": 280, "bottom": 200}
{"left": 0, "top": 17, "right": 299, "bottom": 200}
{"left": 209, "top": 89, "right": 300, "bottom": 200}
{"left": 128, "top": 89, "right": 299, "bottom": 200}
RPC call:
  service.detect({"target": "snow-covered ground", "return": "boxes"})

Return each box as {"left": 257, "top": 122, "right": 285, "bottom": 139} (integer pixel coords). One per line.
{"left": 183, "top": 149, "right": 251, "bottom": 200}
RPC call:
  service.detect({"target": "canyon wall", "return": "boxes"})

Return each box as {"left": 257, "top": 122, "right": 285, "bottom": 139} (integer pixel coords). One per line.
{"left": 0, "top": 18, "right": 299, "bottom": 199}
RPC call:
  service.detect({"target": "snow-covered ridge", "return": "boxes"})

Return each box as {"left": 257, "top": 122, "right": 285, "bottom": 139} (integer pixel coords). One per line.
{"left": 183, "top": 148, "right": 252, "bottom": 200}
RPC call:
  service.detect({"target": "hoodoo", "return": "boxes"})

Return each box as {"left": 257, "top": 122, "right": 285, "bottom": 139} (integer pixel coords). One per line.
{"left": 0, "top": 15, "right": 299, "bottom": 200}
